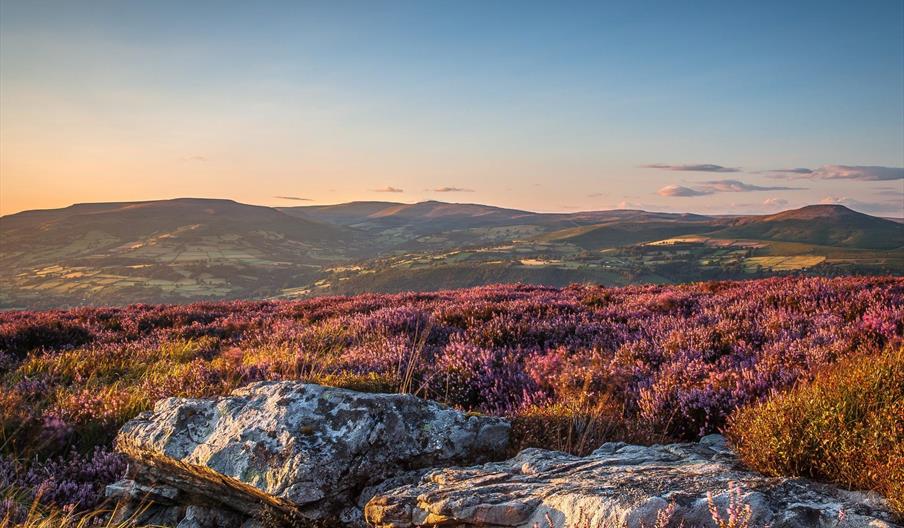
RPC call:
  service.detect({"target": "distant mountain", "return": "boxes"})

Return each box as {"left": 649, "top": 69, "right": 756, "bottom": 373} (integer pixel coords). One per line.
{"left": 1, "top": 199, "right": 901, "bottom": 309}
{"left": 712, "top": 205, "right": 904, "bottom": 250}
{"left": 537, "top": 210, "right": 725, "bottom": 250}
{"left": 0, "top": 198, "right": 360, "bottom": 308}
{"left": 278, "top": 201, "right": 404, "bottom": 225}
{"left": 2, "top": 198, "right": 350, "bottom": 248}
{"left": 281, "top": 200, "right": 545, "bottom": 233}
{"left": 281, "top": 201, "right": 727, "bottom": 252}
{"left": 538, "top": 221, "right": 714, "bottom": 249}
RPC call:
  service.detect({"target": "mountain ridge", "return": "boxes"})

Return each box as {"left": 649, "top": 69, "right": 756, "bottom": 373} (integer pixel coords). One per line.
{"left": 1, "top": 199, "right": 901, "bottom": 309}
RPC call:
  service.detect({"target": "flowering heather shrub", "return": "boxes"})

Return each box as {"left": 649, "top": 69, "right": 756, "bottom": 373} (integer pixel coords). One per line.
{"left": 0, "top": 318, "right": 93, "bottom": 359}
{"left": 0, "top": 276, "right": 901, "bottom": 517}
{"left": 727, "top": 345, "right": 904, "bottom": 515}
{"left": 0, "top": 448, "right": 126, "bottom": 522}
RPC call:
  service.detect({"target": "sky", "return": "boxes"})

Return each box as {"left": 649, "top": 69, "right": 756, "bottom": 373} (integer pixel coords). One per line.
{"left": 1, "top": 1, "right": 903, "bottom": 217}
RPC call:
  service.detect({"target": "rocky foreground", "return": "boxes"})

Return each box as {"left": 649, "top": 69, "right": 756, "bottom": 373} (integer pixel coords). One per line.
{"left": 107, "top": 382, "right": 900, "bottom": 528}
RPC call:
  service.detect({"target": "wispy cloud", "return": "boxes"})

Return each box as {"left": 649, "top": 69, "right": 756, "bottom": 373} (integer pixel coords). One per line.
{"left": 182, "top": 155, "right": 208, "bottom": 162}
{"left": 768, "top": 165, "right": 903, "bottom": 181}
{"left": 616, "top": 199, "right": 649, "bottom": 209}
{"left": 587, "top": 192, "right": 606, "bottom": 198}
{"left": 657, "top": 184, "right": 711, "bottom": 197}
{"left": 700, "top": 179, "right": 803, "bottom": 192}
{"left": 658, "top": 179, "right": 801, "bottom": 197}
{"left": 642, "top": 163, "right": 739, "bottom": 173}
{"left": 762, "top": 197, "right": 789, "bottom": 208}
{"left": 764, "top": 167, "right": 812, "bottom": 175}
{"left": 373, "top": 186, "right": 404, "bottom": 193}
{"left": 432, "top": 186, "right": 475, "bottom": 192}
{"left": 274, "top": 196, "right": 313, "bottom": 201}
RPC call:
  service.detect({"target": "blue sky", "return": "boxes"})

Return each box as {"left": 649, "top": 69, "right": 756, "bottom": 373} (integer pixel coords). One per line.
{"left": 1, "top": 0, "right": 902, "bottom": 215}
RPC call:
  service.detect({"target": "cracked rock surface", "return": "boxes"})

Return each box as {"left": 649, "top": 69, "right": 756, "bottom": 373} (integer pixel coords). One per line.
{"left": 110, "top": 383, "right": 899, "bottom": 528}
{"left": 365, "top": 435, "right": 900, "bottom": 528}
{"left": 112, "top": 381, "right": 510, "bottom": 525}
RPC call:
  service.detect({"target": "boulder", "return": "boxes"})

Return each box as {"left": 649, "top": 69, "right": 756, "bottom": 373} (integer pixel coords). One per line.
{"left": 112, "top": 382, "right": 511, "bottom": 526}
{"left": 365, "top": 435, "right": 900, "bottom": 528}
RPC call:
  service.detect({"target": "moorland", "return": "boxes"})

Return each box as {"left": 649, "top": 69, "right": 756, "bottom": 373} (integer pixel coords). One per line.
{"left": 0, "top": 276, "right": 901, "bottom": 523}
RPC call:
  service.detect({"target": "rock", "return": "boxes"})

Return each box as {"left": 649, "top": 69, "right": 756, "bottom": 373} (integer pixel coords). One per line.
{"left": 176, "top": 505, "right": 245, "bottom": 528}
{"left": 106, "top": 479, "right": 185, "bottom": 526}
{"left": 105, "top": 479, "right": 180, "bottom": 504}
{"left": 113, "top": 381, "right": 511, "bottom": 525}
{"left": 365, "top": 435, "right": 901, "bottom": 528}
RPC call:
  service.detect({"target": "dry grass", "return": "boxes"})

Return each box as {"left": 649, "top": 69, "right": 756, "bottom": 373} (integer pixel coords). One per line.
{"left": 727, "top": 345, "right": 903, "bottom": 515}
{"left": 1, "top": 500, "right": 159, "bottom": 528}
{"left": 510, "top": 393, "right": 668, "bottom": 456}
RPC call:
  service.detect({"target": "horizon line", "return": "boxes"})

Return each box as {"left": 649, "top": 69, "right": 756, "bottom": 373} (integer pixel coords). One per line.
{"left": 1, "top": 196, "right": 898, "bottom": 220}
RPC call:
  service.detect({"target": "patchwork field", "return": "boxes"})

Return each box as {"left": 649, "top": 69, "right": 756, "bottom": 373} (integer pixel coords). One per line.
{"left": 2, "top": 200, "right": 902, "bottom": 308}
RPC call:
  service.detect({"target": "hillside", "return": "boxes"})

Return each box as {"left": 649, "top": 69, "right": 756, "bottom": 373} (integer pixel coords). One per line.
{"left": 711, "top": 204, "right": 904, "bottom": 249}
{"left": 0, "top": 198, "right": 361, "bottom": 308}
{"left": 537, "top": 218, "right": 726, "bottom": 249}
{"left": 1, "top": 199, "right": 902, "bottom": 308}
{"left": 1, "top": 198, "right": 352, "bottom": 252}
{"left": 281, "top": 200, "right": 549, "bottom": 234}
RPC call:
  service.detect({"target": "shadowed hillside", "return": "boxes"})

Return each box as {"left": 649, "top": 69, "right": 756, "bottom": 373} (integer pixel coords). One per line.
{"left": 1, "top": 198, "right": 352, "bottom": 250}
{"left": 0, "top": 199, "right": 362, "bottom": 308}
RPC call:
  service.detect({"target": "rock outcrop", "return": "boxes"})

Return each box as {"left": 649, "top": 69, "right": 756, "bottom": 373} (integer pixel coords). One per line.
{"left": 109, "top": 382, "right": 511, "bottom": 526}
{"left": 365, "top": 435, "right": 900, "bottom": 528}
{"left": 108, "top": 382, "right": 900, "bottom": 528}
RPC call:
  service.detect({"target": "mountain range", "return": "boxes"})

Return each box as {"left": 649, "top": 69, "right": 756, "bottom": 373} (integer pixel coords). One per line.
{"left": 1, "top": 198, "right": 902, "bottom": 309}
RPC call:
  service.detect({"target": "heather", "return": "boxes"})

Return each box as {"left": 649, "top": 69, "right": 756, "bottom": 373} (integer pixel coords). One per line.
{"left": 0, "top": 276, "right": 901, "bottom": 517}
{"left": 727, "top": 345, "right": 903, "bottom": 514}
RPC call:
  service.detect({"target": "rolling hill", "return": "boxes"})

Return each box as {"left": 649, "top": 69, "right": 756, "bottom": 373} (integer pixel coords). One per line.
{"left": 711, "top": 205, "right": 904, "bottom": 250}
{"left": 2, "top": 198, "right": 354, "bottom": 255}
{"left": 280, "top": 200, "right": 547, "bottom": 233}
{"left": 1, "top": 199, "right": 901, "bottom": 308}
{"left": 0, "top": 198, "right": 362, "bottom": 308}
{"left": 537, "top": 216, "right": 726, "bottom": 249}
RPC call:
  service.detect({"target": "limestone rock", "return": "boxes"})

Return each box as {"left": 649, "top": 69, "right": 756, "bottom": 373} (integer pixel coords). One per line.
{"left": 365, "top": 435, "right": 900, "bottom": 528}
{"left": 113, "top": 381, "right": 510, "bottom": 525}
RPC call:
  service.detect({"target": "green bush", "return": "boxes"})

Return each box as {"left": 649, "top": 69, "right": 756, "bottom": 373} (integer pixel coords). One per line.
{"left": 727, "top": 345, "right": 903, "bottom": 515}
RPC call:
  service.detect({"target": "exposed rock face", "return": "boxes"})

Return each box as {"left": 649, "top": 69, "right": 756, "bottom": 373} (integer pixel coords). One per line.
{"left": 110, "top": 383, "right": 900, "bottom": 528}
{"left": 365, "top": 435, "right": 900, "bottom": 528}
{"left": 112, "top": 382, "right": 511, "bottom": 526}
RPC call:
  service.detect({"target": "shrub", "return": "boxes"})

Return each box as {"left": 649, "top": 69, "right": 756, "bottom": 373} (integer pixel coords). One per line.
{"left": 726, "top": 345, "right": 903, "bottom": 515}
{"left": 0, "top": 277, "right": 901, "bottom": 518}
{"left": 0, "top": 448, "right": 127, "bottom": 523}
{"left": 0, "top": 319, "right": 92, "bottom": 359}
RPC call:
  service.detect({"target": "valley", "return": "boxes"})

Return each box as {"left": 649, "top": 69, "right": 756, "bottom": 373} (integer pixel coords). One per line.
{"left": 1, "top": 199, "right": 902, "bottom": 309}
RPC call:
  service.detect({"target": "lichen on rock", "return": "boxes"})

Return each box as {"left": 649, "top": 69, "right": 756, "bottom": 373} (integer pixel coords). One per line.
{"left": 111, "top": 382, "right": 511, "bottom": 526}
{"left": 365, "top": 434, "right": 900, "bottom": 528}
